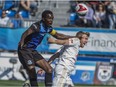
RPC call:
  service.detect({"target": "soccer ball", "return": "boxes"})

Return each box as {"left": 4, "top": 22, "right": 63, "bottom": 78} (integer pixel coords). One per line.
{"left": 75, "top": 3, "right": 88, "bottom": 16}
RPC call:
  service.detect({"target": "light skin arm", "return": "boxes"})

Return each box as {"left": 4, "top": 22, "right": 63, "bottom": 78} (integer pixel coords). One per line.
{"left": 17, "top": 13, "right": 23, "bottom": 20}
{"left": 20, "top": 0, "right": 30, "bottom": 11}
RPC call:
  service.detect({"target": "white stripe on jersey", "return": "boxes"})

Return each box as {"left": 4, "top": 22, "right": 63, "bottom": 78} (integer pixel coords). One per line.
{"left": 32, "top": 24, "right": 37, "bottom": 29}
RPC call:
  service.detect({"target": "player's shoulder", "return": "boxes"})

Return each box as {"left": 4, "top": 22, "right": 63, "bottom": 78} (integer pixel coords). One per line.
{"left": 68, "top": 37, "right": 80, "bottom": 45}
{"left": 32, "top": 21, "right": 40, "bottom": 27}
{"left": 30, "top": 21, "right": 40, "bottom": 30}
{"left": 70, "top": 38, "right": 79, "bottom": 42}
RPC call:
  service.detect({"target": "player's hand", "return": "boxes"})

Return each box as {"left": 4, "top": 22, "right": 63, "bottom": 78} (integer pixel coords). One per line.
{"left": 37, "top": 69, "right": 45, "bottom": 75}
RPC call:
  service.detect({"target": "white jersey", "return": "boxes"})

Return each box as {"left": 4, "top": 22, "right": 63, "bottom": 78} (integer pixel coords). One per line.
{"left": 52, "top": 38, "right": 80, "bottom": 87}
{"left": 57, "top": 38, "right": 80, "bottom": 71}
{"left": 0, "top": 17, "right": 9, "bottom": 26}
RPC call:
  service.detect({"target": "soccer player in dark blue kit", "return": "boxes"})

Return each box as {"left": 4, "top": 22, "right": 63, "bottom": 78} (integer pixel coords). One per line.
{"left": 18, "top": 10, "right": 74, "bottom": 87}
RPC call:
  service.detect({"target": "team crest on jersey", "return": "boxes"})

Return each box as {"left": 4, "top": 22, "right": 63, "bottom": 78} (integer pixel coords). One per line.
{"left": 40, "top": 33, "right": 45, "bottom": 36}
{"left": 27, "top": 60, "right": 33, "bottom": 65}
{"left": 81, "top": 71, "right": 90, "bottom": 81}
{"left": 97, "top": 65, "right": 113, "bottom": 82}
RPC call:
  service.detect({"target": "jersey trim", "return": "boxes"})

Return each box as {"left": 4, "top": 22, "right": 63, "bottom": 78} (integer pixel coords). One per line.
{"left": 33, "top": 24, "right": 37, "bottom": 29}
{"left": 50, "top": 29, "right": 56, "bottom": 35}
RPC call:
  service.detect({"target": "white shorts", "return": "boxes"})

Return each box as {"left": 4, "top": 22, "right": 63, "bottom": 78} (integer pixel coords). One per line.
{"left": 52, "top": 64, "right": 74, "bottom": 87}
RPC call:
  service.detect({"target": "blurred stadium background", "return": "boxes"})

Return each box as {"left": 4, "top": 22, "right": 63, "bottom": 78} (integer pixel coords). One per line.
{"left": 0, "top": 0, "right": 116, "bottom": 87}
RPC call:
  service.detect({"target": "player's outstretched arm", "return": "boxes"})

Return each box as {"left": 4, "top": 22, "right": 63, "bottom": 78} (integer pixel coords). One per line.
{"left": 48, "top": 37, "right": 69, "bottom": 45}
{"left": 50, "top": 30, "right": 75, "bottom": 40}
{"left": 48, "top": 37, "right": 79, "bottom": 46}
{"left": 53, "top": 32, "right": 75, "bottom": 40}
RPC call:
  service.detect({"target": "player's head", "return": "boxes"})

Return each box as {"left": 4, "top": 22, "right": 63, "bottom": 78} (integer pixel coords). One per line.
{"left": 42, "top": 10, "right": 54, "bottom": 26}
{"left": 76, "top": 31, "right": 90, "bottom": 48}
{"left": 1, "top": 10, "right": 7, "bottom": 18}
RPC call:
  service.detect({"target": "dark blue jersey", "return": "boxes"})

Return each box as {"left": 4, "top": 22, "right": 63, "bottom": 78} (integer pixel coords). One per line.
{"left": 23, "top": 21, "right": 55, "bottom": 49}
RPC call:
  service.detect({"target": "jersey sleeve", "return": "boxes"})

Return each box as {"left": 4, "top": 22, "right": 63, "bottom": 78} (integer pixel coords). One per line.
{"left": 68, "top": 38, "right": 80, "bottom": 46}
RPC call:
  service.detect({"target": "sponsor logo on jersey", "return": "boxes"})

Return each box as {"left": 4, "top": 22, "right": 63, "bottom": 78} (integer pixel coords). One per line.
{"left": 27, "top": 60, "right": 33, "bottom": 65}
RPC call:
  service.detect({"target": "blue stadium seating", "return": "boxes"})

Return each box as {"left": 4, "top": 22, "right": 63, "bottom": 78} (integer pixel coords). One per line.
{"left": 7, "top": 10, "right": 16, "bottom": 17}
{"left": 3, "top": 1, "right": 14, "bottom": 10}
{"left": 0, "top": 9, "right": 2, "bottom": 16}
{"left": 19, "top": 10, "right": 29, "bottom": 18}
{"left": 69, "top": 12, "right": 78, "bottom": 25}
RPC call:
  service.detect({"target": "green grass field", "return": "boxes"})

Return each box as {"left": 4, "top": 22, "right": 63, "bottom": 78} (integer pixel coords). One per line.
{"left": 0, "top": 80, "right": 44, "bottom": 87}
{"left": 0, "top": 80, "right": 115, "bottom": 87}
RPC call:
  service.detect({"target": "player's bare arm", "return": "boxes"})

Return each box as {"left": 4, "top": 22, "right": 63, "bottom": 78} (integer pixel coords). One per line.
{"left": 48, "top": 37, "right": 72, "bottom": 45}
{"left": 53, "top": 32, "right": 75, "bottom": 39}
{"left": 48, "top": 52, "right": 60, "bottom": 64}
{"left": 38, "top": 51, "right": 60, "bottom": 75}
{"left": 50, "top": 29, "right": 75, "bottom": 40}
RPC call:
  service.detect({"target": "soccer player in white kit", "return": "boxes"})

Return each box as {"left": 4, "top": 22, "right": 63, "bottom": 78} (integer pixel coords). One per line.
{"left": 47, "top": 31, "right": 90, "bottom": 87}
{"left": 38, "top": 31, "right": 90, "bottom": 87}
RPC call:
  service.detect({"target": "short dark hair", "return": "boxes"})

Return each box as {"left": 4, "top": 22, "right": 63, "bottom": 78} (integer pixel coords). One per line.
{"left": 76, "top": 31, "right": 90, "bottom": 39}
{"left": 42, "top": 10, "right": 53, "bottom": 18}
{"left": 2, "top": 10, "right": 7, "bottom": 13}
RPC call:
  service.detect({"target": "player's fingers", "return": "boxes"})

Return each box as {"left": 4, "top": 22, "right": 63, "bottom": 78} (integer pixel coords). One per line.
{"left": 38, "top": 69, "right": 45, "bottom": 75}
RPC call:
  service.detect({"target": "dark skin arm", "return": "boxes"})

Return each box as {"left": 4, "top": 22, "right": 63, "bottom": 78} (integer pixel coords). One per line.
{"left": 48, "top": 52, "right": 60, "bottom": 64}
{"left": 38, "top": 52, "right": 60, "bottom": 75}
{"left": 47, "top": 37, "right": 69, "bottom": 45}
{"left": 53, "top": 32, "right": 75, "bottom": 40}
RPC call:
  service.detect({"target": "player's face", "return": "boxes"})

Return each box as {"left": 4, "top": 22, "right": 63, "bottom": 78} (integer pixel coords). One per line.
{"left": 43, "top": 13, "right": 54, "bottom": 26}
{"left": 2, "top": 11, "right": 6, "bottom": 18}
{"left": 80, "top": 34, "right": 89, "bottom": 48}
